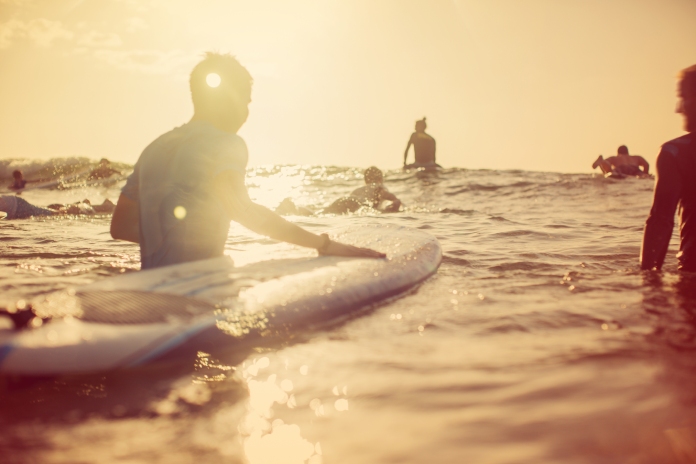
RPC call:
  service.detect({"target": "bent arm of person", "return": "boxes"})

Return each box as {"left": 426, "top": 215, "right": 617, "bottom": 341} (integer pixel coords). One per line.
{"left": 377, "top": 189, "right": 402, "bottom": 213}
{"left": 214, "top": 170, "right": 385, "bottom": 258}
{"left": 403, "top": 134, "right": 414, "bottom": 165}
{"left": 640, "top": 149, "right": 681, "bottom": 270}
{"left": 637, "top": 156, "right": 650, "bottom": 175}
{"left": 110, "top": 194, "right": 140, "bottom": 243}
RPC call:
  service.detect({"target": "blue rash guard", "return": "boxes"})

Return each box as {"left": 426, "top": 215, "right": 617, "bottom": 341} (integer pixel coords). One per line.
{"left": 121, "top": 121, "right": 248, "bottom": 270}
{"left": 641, "top": 132, "right": 696, "bottom": 271}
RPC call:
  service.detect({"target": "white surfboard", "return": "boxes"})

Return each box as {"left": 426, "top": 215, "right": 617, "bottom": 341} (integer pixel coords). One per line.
{"left": 0, "top": 224, "right": 441, "bottom": 376}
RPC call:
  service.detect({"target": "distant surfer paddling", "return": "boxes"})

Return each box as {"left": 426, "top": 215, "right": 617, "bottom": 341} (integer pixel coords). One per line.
{"left": 110, "top": 53, "right": 385, "bottom": 269}
{"left": 88, "top": 158, "right": 122, "bottom": 180}
{"left": 592, "top": 145, "right": 650, "bottom": 178}
{"left": 276, "top": 166, "right": 402, "bottom": 216}
{"left": 403, "top": 117, "right": 440, "bottom": 170}
{"left": 0, "top": 195, "right": 115, "bottom": 219}
{"left": 641, "top": 64, "right": 696, "bottom": 271}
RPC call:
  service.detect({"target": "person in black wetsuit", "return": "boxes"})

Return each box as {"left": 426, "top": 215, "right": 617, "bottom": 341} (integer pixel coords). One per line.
{"left": 641, "top": 64, "right": 696, "bottom": 271}
{"left": 592, "top": 145, "right": 650, "bottom": 177}
{"left": 403, "top": 118, "right": 439, "bottom": 168}
{"left": 8, "top": 170, "right": 27, "bottom": 190}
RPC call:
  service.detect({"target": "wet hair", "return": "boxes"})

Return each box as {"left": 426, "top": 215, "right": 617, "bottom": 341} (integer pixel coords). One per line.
{"left": 189, "top": 52, "right": 253, "bottom": 113}
{"left": 364, "top": 166, "right": 384, "bottom": 184}
{"left": 617, "top": 145, "right": 629, "bottom": 155}
{"left": 415, "top": 117, "right": 427, "bottom": 131}
{"left": 680, "top": 64, "right": 696, "bottom": 96}
{"left": 12, "top": 170, "right": 22, "bottom": 179}
{"left": 99, "top": 158, "right": 109, "bottom": 165}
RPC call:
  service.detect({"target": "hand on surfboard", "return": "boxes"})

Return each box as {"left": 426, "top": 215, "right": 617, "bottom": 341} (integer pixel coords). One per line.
{"left": 319, "top": 240, "right": 386, "bottom": 258}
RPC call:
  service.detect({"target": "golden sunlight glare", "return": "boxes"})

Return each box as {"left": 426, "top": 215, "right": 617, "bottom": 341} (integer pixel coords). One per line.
{"left": 206, "top": 73, "right": 221, "bottom": 88}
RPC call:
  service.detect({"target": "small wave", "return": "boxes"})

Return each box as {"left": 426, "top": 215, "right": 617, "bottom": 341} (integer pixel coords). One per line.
{"left": 439, "top": 208, "right": 476, "bottom": 216}
{"left": 0, "top": 157, "right": 90, "bottom": 181}
{"left": 488, "top": 261, "right": 561, "bottom": 272}
{"left": 489, "top": 230, "right": 553, "bottom": 238}
{"left": 442, "top": 256, "right": 471, "bottom": 266}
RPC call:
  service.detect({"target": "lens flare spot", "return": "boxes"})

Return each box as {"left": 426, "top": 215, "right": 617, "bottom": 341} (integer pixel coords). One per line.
{"left": 174, "top": 206, "right": 187, "bottom": 220}
{"left": 206, "top": 73, "right": 221, "bottom": 88}
{"left": 335, "top": 399, "right": 349, "bottom": 411}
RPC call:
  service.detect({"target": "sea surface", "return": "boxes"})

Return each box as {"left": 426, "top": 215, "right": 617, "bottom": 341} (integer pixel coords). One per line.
{"left": 1, "top": 158, "right": 696, "bottom": 464}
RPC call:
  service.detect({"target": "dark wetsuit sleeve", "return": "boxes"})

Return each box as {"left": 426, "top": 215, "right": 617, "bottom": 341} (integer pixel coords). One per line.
{"left": 640, "top": 148, "right": 682, "bottom": 270}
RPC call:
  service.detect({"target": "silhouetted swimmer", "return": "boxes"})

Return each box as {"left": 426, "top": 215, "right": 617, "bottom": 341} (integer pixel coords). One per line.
{"left": 110, "top": 52, "right": 384, "bottom": 269}
{"left": 0, "top": 196, "right": 115, "bottom": 219}
{"left": 276, "top": 167, "right": 402, "bottom": 216}
{"left": 592, "top": 146, "right": 650, "bottom": 178}
{"left": 641, "top": 64, "right": 696, "bottom": 271}
{"left": 88, "top": 158, "right": 122, "bottom": 180}
{"left": 8, "top": 170, "right": 28, "bottom": 190}
{"left": 404, "top": 118, "right": 440, "bottom": 170}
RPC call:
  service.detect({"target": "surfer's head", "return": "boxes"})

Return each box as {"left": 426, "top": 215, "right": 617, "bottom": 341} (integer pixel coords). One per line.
{"left": 678, "top": 64, "right": 696, "bottom": 132}
{"left": 415, "top": 118, "right": 427, "bottom": 132}
{"left": 364, "top": 166, "right": 384, "bottom": 185}
{"left": 190, "top": 52, "right": 253, "bottom": 133}
{"left": 12, "top": 170, "right": 22, "bottom": 180}
{"left": 617, "top": 145, "right": 629, "bottom": 156}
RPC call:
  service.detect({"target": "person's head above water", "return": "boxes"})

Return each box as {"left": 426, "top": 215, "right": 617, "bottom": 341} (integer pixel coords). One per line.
{"left": 189, "top": 52, "right": 253, "bottom": 133}
{"left": 415, "top": 117, "right": 427, "bottom": 133}
{"left": 98, "top": 158, "right": 110, "bottom": 166}
{"left": 617, "top": 145, "right": 629, "bottom": 155}
{"left": 364, "top": 166, "right": 384, "bottom": 185}
{"left": 12, "top": 170, "right": 23, "bottom": 180}
{"left": 678, "top": 64, "right": 696, "bottom": 133}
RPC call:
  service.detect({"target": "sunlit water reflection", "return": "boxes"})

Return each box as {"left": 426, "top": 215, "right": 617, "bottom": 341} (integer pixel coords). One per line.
{"left": 2, "top": 165, "right": 696, "bottom": 463}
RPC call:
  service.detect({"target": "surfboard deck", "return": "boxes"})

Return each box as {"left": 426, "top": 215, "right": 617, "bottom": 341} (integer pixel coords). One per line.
{"left": 0, "top": 224, "right": 441, "bottom": 376}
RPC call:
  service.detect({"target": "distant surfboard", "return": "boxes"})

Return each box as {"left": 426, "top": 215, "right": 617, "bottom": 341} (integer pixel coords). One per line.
{"left": 403, "top": 163, "right": 442, "bottom": 172}
{"left": 0, "top": 224, "right": 441, "bottom": 376}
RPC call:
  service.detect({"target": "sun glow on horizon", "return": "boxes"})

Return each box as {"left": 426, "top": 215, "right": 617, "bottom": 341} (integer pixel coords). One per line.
{"left": 0, "top": 0, "right": 694, "bottom": 173}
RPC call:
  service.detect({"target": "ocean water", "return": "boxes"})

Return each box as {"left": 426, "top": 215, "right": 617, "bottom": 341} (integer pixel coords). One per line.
{"left": 1, "top": 159, "right": 696, "bottom": 464}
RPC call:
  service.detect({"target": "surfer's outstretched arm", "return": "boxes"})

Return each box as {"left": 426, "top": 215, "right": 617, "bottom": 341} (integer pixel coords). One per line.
{"left": 215, "top": 171, "right": 385, "bottom": 258}
{"left": 403, "top": 134, "right": 414, "bottom": 165}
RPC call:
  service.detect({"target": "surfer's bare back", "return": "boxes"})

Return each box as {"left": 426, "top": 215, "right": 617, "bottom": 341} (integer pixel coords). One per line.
{"left": 592, "top": 145, "right": 650, "bottom": 177}
{"left": 641, "top": 64, "right": 696, "bottom": 271}
{"left": 403, "top": 118, "right": 438, "bottom": 169}
{"left": 110, "top": 53, "right": 385, "bottom": 269}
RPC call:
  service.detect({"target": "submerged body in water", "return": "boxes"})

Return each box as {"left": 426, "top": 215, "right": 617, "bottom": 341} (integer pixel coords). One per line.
{"left": 2, "top": 162, "right": 696, "bottom": 463}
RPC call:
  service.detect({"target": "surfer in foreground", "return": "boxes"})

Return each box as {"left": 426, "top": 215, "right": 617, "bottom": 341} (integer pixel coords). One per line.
{"left": 110, "top": 53, "right": 385, "bottom": 269}
{"left": 592, "top": 145, "right": 650, "bottom": 177}
{"left": 641, "top": 64, "right": 696, "bottom": 271}
{"left": 275, "top": 166, "right": 402, "bottom": 216}
{"left": 403, "top": 117, "right": 440, "bottom": 170}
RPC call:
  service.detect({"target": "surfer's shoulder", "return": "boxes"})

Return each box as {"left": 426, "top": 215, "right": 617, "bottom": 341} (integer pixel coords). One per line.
{"left": 661, "top": 133, "right": 694, "bottom": 157}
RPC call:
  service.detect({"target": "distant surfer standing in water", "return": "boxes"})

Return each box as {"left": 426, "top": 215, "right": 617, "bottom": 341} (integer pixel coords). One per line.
{"left": 403, "top": 118, "right": 440, "bottom": 170}
{"left": 110, "top": 53, "right": 384, "bottom": 269}
{"left": 641, "top": 64, "right": 696, "bottom": 271}
{"left": 592, "top": 145, "right": 650, "bottom": 177}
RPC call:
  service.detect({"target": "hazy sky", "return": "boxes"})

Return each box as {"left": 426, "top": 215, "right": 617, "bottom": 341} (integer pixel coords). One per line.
{"left": 0, "top": 0, "right": 694, "bottom": 172}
